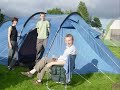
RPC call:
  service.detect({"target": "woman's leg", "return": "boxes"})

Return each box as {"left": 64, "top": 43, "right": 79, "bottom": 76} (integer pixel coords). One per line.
{"left": 37, "top": 60, "right": 66, "bottom": 81}
{"left": 9, "top": 41, "right": 17, "bottom": 68}
{"left": 8, "top": 48, "right": 13, "bottom": 66}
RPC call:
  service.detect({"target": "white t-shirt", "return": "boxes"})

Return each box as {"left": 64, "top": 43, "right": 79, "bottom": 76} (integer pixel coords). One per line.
{"left": 57, "top": 45, "right": 76, "bottom": 61}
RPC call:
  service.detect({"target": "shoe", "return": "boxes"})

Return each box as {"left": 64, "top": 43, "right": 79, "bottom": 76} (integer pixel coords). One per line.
{"left": 21, "top": 72, "right": 33, "bottom": 78}
{"left": 33, "top": 80, "right": 43, "bottom": 85}
{"left": 56, "top": 82, "right": 60, "bottom": 83}
{"left": 8, "top": 66, "right": 13, "bottom": 71}
{"left": 56, "top": 81, "right": 64, "bottom": 84}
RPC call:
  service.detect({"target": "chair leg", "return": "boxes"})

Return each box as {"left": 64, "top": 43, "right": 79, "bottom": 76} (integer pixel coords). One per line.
{"left": 65, "top": 83, "right": 67, "bottom": 90}
{"left": 64, "top": 74, "right": 67, "bottom": 90}
{"left": 46, "top": 71, "right": 51, "bottom": 90}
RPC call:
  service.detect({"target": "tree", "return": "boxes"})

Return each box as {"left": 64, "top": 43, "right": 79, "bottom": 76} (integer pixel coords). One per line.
{"left": 64, "top": 10, "right": 72, "bottom": 14}
{"left": 47, "top": 8, "right": 64, "bottom": 14}
{"left": 0, "top": 9, "right": 4, "bottom": 24}
{"left": 77, "top": 1, "right": 90, "bottom": 24}
{"left": 91, "top": 17, "right": 102, "bottom": 28}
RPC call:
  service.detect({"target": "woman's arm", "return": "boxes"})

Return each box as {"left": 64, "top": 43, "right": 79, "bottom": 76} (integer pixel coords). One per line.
{"left": 18, "top": 32, "right": 20, "bottom": 37}
{"left": 8, "top": 27, "right": 12, "bottom": 49}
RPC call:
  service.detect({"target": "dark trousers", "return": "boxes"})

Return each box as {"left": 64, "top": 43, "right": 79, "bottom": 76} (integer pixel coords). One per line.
{"left": 8, "top": 41, "right": 18, "bottom": 68}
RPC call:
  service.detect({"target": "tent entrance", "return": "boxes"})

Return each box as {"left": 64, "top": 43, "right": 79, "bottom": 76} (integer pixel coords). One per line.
{"left": 19, "top": 28, "right": 37, "bottom": 64}
{"left": 18, "top": 28, "right": 44, "bottom": 68}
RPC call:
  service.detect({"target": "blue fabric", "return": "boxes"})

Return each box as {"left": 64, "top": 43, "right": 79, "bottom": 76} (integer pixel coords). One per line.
{"left": 0, "top": 13, "right": 120, "bottom": 74}
{"left": 43, "top": 13, "right": 120, "bottom": 74}
{"left": 0, "top": 15, "right": 67, "bottom": 65}
{"left": 63, "top": 55, "right": 76, "bottom": 83}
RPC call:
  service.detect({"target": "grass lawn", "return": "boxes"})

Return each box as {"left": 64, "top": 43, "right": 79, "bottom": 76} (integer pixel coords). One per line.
{"left": 108, "top": 46, "right": 120, "bottom": 59}
{"left": 0, "top": 46, "right": 120, "bottom": 90}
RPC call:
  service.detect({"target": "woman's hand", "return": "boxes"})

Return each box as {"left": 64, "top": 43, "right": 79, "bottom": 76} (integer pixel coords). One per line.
{"left": 18, "top": 33, "right": 21, "bottom": 37}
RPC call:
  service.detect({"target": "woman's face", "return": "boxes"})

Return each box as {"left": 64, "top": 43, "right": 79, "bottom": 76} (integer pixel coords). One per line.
{"left": 12, "top": 21, "right": 18, "bottom": 26}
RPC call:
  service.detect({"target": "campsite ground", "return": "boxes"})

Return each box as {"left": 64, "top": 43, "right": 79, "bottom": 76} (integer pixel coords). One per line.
{"left": 0, "top": 46, "right": 120, "bottom": 90}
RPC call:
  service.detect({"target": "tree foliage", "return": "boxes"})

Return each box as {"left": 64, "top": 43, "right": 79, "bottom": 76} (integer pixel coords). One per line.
{"left": 77, "top": 1, "right": 90, "bottom": 24}
{"left": 77, "top": 1, "right": 102, "bottom": 28}
{"left": 91, "top": 17, "right": 102, "bottom": 28}
{"left": 64, "top": 10, "right": 72, "bottom": 14}
{"left": 0, "top": 9, "right": 4, "bottom": 24}
{"left": 47, "top": 8, "right": 64, "bottom": 14}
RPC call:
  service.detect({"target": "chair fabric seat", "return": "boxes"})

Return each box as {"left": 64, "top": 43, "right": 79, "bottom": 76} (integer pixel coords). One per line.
{"left": 50, "top": 55, "right": 76, "bottom": 84}
{"left": 50, "top": 65, "right": 66, "bottom": 83}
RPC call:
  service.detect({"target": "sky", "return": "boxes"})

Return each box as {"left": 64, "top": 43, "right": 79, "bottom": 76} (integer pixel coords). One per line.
{"left": 0, "top": 0, "right": 120, "bottom": 19}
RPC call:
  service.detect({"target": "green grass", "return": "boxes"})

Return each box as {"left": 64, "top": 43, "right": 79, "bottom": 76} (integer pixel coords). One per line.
{"left": 0, "top": 65, "right": 120, "bottom": 90}
{"left": 103, "top": 40, "right": 120, "bottom": 47}
{"left": 108, "top": 46, "right": 120, "bottom": 59}
{"left": 0, "top": 46, "right": 120, "bottom": 90}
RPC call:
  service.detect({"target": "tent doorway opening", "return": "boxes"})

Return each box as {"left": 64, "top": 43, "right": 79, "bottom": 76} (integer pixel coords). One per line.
{"left": 18, "top": 28, "right": 44, "bottom": 68}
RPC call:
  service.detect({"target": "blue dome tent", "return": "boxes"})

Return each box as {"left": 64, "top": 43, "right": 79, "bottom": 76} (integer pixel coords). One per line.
{"left": 0, "top": 12, "right": 120, "bottom": 74}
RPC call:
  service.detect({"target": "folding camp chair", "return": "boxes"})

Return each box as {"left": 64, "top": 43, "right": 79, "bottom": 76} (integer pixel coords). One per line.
{"left": 46, "top": 54, "right": 76, "bottom": 89}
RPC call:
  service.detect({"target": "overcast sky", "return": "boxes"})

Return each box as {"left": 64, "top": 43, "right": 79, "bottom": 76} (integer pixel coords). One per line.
{"left": 0, "top": 0, "right": 120, "bottom": 19}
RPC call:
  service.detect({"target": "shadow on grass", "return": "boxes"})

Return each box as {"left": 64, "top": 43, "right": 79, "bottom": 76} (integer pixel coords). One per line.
{"left": 69, "top": 73, "right": 93, "bottom": 86}
{"left": 68, "top": 59, "right": 98, "bottom": 87}
{"left": 45, "top": 59, "right": 98, "bottom": 89}
{"left": 44, "top": 73, "right": 94, "bottom": 90}
{"left": 0, "top": 58, "right": 98, "bottom": 89}
{"left": 0, "top": 65, "right": 30, "bottom": 90}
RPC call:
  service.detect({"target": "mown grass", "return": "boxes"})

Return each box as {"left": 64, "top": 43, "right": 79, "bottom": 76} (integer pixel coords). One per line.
{"left": 108, "top": 46, "right": 120, "bottom": 59}
{"left": 0, "top": 65, "right": 120, "bottom": 90}
{"left": 0, "top": 46, "right": 120, "bottom": 90}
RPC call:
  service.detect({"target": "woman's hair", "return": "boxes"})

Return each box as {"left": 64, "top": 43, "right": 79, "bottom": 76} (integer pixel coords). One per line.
{"left": 12, "top": 17, "right": 18, "bottom": 23}
{"left": 65, "top": 34, "right": 74, "bottom": 40}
